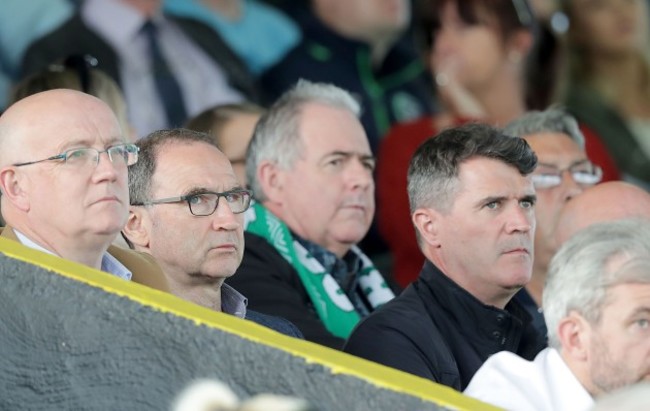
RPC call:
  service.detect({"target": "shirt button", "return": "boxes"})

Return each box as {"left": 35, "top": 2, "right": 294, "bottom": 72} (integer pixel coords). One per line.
{"left": 496, "top": 314, "right": 505, "bottom": 324}
{"left": 492, "top": 331, "right": 502, "bottom": 340}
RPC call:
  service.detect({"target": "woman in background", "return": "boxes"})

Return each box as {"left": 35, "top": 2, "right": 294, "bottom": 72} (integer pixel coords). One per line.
{"left": 378, "top": 0, "right": 618, "bottom": 288}
{"left": 561, "top": 0, "right": 650, "bottom": 188}
{"left": 378, "top": 0, "right": 539, "bottom": 287}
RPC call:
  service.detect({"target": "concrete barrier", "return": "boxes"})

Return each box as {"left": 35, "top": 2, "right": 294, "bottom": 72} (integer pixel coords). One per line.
{"left": 0, "top": 237, "right": 499, "bottom": 410}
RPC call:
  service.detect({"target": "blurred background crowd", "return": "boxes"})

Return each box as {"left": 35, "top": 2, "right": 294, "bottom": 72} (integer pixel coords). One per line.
{"left": 1, "top": 0, "right": 649, "bottom": 287}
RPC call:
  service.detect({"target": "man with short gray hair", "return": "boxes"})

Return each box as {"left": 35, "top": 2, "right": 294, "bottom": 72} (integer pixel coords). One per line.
{"left": 465, "top": 219, "right": 650, "bottom": 410}
{"left": 227, "top": 80, "right": 395, "bottom": 349}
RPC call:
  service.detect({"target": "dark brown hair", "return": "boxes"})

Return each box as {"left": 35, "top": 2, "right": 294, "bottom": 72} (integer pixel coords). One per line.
{"left": 420, "top": 0, "right": 536, "bottom": 47}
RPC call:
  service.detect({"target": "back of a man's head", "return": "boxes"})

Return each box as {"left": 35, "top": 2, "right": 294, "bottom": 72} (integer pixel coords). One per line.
{"left": 555, "top": 181, "right": 650, "bottom": 246}
{"left": 544, "top": 219, "right": 650, "bottom": 349}
{"left": 407, "top": 123, "right": 538, "bottom": 214}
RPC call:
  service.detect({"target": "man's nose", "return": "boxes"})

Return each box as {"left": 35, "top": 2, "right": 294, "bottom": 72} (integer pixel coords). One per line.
{"left": 505, "top": 204, "right": 534, "bottom": 234}
{"left": 91, "top": 152, "right": 120, "bottom": 182}
{"left": 561, "top": 170, "right": 585, "bottom": 202}
{"left": 210, "top": 201, "right": 241, "bottom": 231}
{"left": 347, "top": 159, "right": 374, "bottom": 191}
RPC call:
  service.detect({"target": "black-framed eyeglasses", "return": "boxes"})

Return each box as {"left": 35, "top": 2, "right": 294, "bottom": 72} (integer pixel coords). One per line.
{"left": 13, "top": 143, "right": 139, "bottom": 168}
{"left": 132, "top": 189, "right": 252, "bottom": 216}
{"left": 532, "top": 160, "right": 603, "bottom": 189}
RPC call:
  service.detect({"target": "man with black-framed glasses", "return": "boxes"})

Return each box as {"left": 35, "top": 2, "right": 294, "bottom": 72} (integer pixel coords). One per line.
{"left": 504, "top": 108, "right": 604, "bottom": 339}
{"left": 0, "top": 89, "right": 168, "bottom": 292}
{"left": 123, "top": 128, "right": 302, "bottom": 337}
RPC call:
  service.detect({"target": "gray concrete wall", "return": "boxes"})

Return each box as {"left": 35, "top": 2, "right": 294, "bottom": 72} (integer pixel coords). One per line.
{"left": 0, "top": 238, "right": 498, "bottom": 411}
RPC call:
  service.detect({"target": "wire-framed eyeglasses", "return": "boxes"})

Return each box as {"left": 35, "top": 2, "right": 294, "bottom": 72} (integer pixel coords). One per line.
{"left": 132, "top": 189, "right": 252, "bottom": 216}
{"left": 532, "top": 161, "right": 603, "bottom": 189}
{"left": 13, "top": 143, "right": 139, "bottom": 168}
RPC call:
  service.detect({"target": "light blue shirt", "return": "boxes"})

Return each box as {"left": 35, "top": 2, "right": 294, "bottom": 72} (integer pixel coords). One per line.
{"left": 13, "top": 229, "right": 132, "bottom": 281}
{"left": 83, "top": 0, "right": 244, "bottom": 137}
{"left": 163, "top": 0, "right": 300, "bottom": 75}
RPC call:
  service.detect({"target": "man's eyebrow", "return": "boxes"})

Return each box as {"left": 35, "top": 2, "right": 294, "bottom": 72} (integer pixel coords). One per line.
{"left": 521, "top": 193, "right": 537, "bottom": 203}
{"left": 360, "top": 153, "right": 376, "bottom": 162}
{"left": 476, "top": 195, "right": 507, "bottom": 207}
{"left": 58, "top": 138, "right": 124, "bottom": 151}
{"left": 183, "top": 185, "right": 244, "bottom": 196}
{"left": 536, "top": 159, "right": 590, "bottom": 169}
{"left": 474, "top": 193, "right": 537, "bottom": 207}
{"left": 627, "top": 306, "right": 650, "bottom": 318}
{"left": 322, "top": 151, "right": 375, "bottom": 161}
{"left": 58, "top": 138, "right": 94, "bottom": 151}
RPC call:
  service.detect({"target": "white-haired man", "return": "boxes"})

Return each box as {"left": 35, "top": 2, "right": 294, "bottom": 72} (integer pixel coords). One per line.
{"left": 465, "top": 219, "right": 650, "bottom": 410}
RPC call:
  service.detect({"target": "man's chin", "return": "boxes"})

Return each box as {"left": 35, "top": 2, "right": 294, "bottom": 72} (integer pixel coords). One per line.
{"left": 90, "top": 223, "right": 125, "bottom": 239}
{"left": 332, "top": 233, "right": 368, "bottom": 251}
{"left": 200, "top": 260, "right": 239, "bottom": 279}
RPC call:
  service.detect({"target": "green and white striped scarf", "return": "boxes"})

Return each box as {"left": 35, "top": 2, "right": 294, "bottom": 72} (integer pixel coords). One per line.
{"left": 244, "top": 202, "right": 394, "bottom": 339}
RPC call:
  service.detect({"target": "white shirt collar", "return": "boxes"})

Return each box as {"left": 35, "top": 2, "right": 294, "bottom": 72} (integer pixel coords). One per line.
{"left": 82, "top": 0, "right": 164, "bottom": 48}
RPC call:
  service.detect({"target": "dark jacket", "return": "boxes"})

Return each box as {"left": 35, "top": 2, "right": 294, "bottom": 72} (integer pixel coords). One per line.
{"left": 344, "top": 260, "right": 546, "bottom": 391}
{"left": 227, "top": 232, "right": 345, "bottom": 349}
{"left": 20, "top": 12, "right": 258, "bottom": 102}
{"left": 260, "top": 8, "right": 433, "bottom": 153}
{"left": 246, "top": 310, "right": 303, "bottom": 339}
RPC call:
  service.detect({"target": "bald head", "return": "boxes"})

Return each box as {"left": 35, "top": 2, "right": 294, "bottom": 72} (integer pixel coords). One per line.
{"left": 0, "top": 89, "right": 123, "bottom": 166}
{"left": 555, "top": 182, "right": 650, "bottom": 246}
{"left": 0, "top": 89, "right": 129, "bottom": 269}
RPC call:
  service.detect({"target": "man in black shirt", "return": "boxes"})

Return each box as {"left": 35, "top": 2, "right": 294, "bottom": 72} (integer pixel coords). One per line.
{"left": 344, "top": 123, "right": 547, "bottom": 390}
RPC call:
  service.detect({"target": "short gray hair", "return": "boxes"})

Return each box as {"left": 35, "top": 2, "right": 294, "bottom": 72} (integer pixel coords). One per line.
{"left": 128, "top": 128, "right": 218, "bottom": 205}
{"left": 246, "top": 80, "right": 361, "bottom": 201}
{"left": 544, "top": 219, "right": 650, "bottom": 349}
{"left": 503, "top": 108, "right": 585, "bottom": 149}
{"left": 407, "top": 123, "right": 537, "bottom": 213}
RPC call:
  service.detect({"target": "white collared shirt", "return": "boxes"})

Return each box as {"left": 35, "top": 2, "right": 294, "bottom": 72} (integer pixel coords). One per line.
{"left": 13, "top": 229, "right": 132, "bottom": 281}
{"left": 464, "top": 348, "right": 594, "bottom": 411}
{"left": 82, "top": 0, "right": 243, "bottom": 137}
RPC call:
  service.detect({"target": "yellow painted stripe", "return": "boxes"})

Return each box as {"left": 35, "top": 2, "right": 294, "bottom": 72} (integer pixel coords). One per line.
{"left": 0, "top": 237, "right": 501, "bottom": 410}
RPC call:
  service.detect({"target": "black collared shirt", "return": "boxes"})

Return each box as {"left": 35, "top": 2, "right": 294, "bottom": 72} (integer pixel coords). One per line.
{"left": 344, "top": 260, "right": 547, "bottom": 390}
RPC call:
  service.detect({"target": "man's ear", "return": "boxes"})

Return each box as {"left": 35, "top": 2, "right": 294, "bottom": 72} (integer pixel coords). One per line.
{"left": 0, "top": 167, "right": 30, "bottom": 211}
{"left": 257, "top": 160, "right": 285, "bottom": 204}
{"left": 557, "top": 311, "right": 591, "bottom": 362}
{"left": 412, "top": 207, "right": 442, "bottom": 248}
{"left": 122, "top": 207, "right": 151, "bottom": 251}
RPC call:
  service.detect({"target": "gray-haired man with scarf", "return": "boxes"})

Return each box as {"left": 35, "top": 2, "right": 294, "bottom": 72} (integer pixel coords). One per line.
{"left": 227, "top": 80, "right": 394, "bottom": 349}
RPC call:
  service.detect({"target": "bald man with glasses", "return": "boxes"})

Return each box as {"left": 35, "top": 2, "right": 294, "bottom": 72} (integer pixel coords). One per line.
{"left": 0, "top": 89, "right": 168, "bottom": 291}
{"left": 122, "top": 128, "right": 302, "bottom": 336}
{"left": 503, "top": 108, "right": 603, "bottom": 338}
